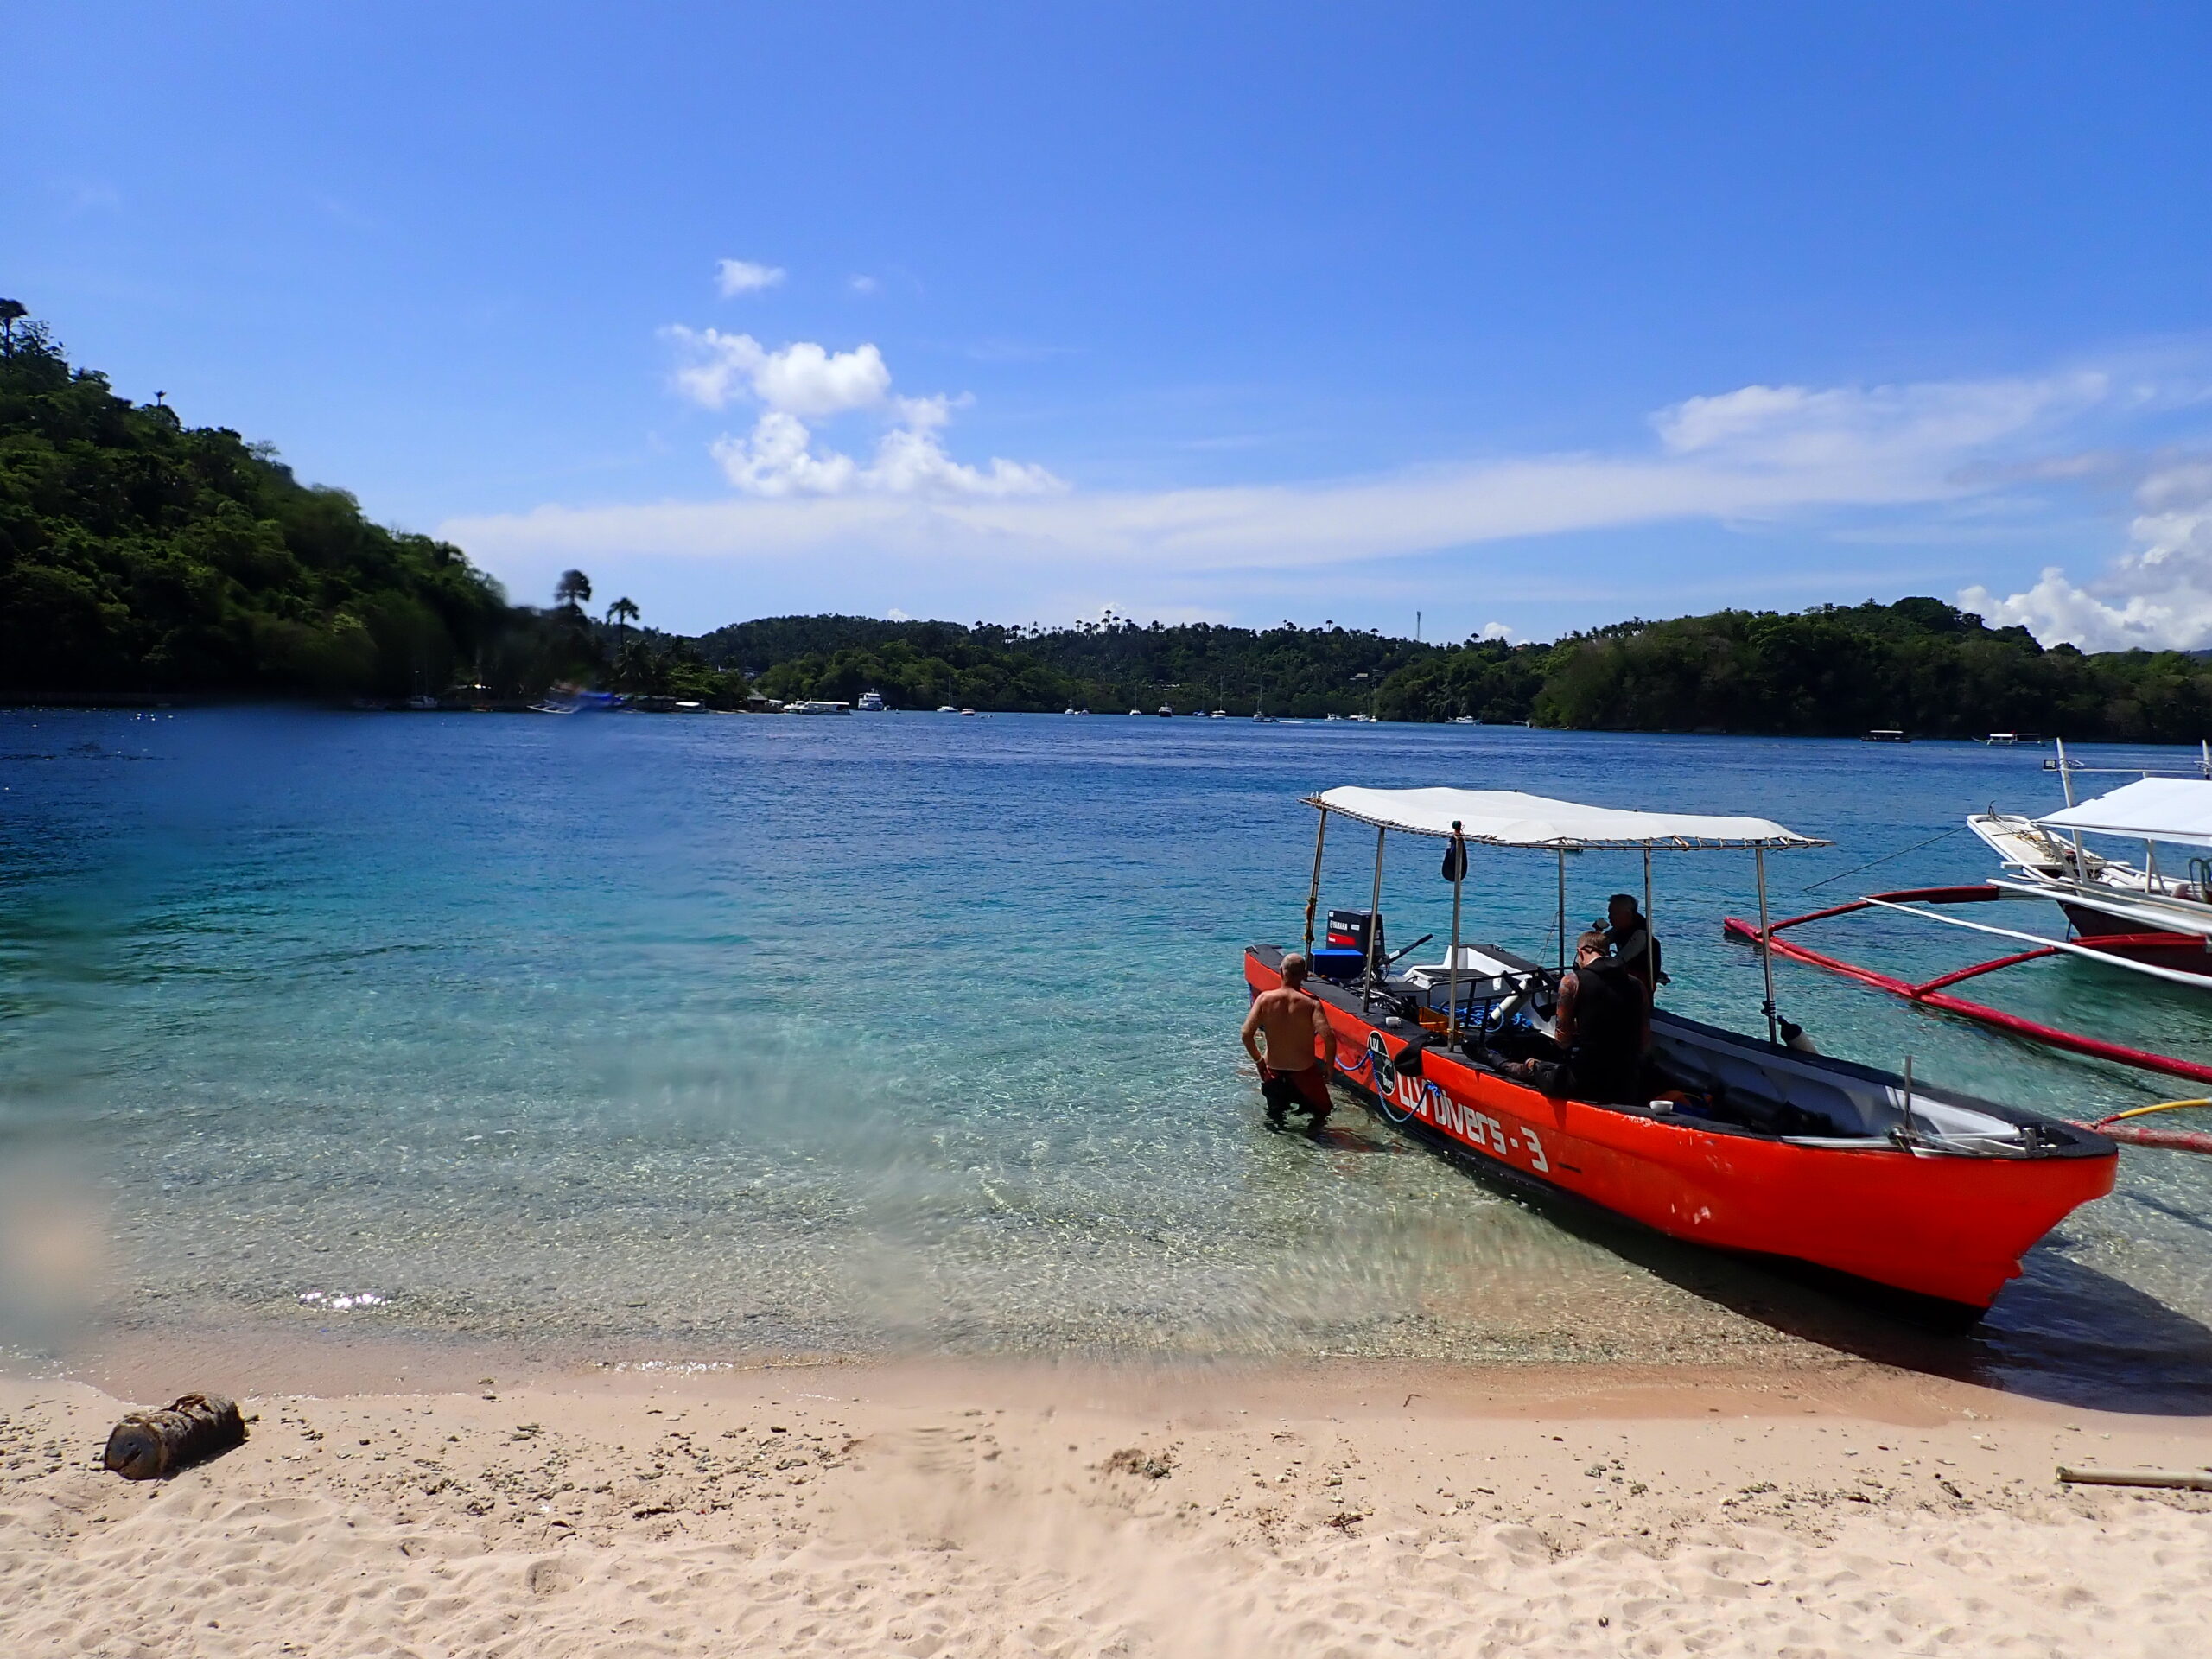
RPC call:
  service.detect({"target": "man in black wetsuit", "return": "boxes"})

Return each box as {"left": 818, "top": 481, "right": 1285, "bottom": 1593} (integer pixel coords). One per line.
{"left": 1501, "top": 931, "right": 1650, "bottom": 1102}
{"left": 1558, "top": 928, "right": 1650, "bottom": 1101}
{"left": 1602, "top": 893, "right": 1665, "bottom": 993}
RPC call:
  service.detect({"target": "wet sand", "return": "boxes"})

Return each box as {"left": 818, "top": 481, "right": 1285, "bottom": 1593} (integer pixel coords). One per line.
{"left": 6, "top": 1337, "right": 2211, "bottom": 1656}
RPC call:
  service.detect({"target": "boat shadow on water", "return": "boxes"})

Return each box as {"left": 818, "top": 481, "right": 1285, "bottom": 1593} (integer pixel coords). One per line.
{"left": 1370, "top": 1103, "right": 2212, "bottom": 1416}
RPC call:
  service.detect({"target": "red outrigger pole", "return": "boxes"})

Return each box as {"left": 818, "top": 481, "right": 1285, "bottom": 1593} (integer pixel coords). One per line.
{"left": 1725, "top": 885, "right": 2212, "bottom": 1144}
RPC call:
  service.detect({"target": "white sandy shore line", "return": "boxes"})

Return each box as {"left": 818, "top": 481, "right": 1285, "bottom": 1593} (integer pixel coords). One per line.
{"left": 5, "top": 1357, "right": 2212, "bottom": 1657}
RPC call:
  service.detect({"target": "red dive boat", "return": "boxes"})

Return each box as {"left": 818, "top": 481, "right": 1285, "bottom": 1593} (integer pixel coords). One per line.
{"left": 1245, "top": 786, "right": 2117, "bottom": 1319}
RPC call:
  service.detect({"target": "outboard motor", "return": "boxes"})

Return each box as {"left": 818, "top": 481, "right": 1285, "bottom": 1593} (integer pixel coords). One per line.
{"left": 1314, "top": 908, "right": 1383, "bottom": 982}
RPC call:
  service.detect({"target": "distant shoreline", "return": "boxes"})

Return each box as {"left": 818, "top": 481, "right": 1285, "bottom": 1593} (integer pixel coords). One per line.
{"left": 14, "top": 700, "right": 2212, "bottom": 753}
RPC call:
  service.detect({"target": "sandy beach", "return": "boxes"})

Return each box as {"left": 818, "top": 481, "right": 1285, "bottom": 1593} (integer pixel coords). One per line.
{"left": 6, "top": 1343, "right": 2211, "bottom": 1657}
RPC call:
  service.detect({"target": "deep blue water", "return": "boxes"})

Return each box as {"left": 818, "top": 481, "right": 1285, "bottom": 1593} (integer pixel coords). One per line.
{"left": 5, "top": 708, "right": 2212, "bottom": 1405}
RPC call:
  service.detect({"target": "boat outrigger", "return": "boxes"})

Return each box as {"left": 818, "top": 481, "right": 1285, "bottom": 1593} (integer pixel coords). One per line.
{"left": 1245, "top": 786, "right": 2117, "bottom": 1318}
{"left": 1732, "top": 741, "right": 2212, "bottom": 1090}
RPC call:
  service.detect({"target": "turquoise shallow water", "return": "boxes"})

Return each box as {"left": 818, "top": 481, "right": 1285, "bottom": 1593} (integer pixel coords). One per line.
{"left": 5, "top": 709, "right": 2212, "bottom": 1405}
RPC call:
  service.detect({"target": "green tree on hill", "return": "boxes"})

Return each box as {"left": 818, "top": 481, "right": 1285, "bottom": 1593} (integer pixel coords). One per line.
{"left": 607, "top": 595, "right": 639, "bottom": 646}
{"left": 0, "top": 308, "right": 511, "bottom": 696}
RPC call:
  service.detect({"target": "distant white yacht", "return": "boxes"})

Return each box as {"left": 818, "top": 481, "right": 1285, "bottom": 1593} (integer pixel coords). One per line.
{"left": 787, "top": 700, "right": 853, "bottom": 716}
{"left": 856, "top": 690, "right": 887, "bottom": 712}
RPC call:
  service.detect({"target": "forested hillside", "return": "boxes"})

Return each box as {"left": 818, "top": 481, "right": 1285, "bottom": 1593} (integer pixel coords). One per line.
{"left": 15, "top": 302, "right": 2212, "bottom": 741}
{"left": 0, "top": 308, "right": 515, "bottom": 696}
{"left": 721, "top": 601, "right": 2212, "bottom": 741}
{"left": 696, "top": 613, "right": 1432, "bottom": 715}
{"left": 1382, "top": 599, "right": 2212, "bottom": 743}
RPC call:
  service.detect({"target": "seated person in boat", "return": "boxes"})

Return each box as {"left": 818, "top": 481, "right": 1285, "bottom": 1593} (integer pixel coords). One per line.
{"left": 1602, "top": 893, "right": 1666, "bottom": 990}
{"left": 1242, "top": 953, "right": 1339, "bottom": 1128}
{"left": 1500, "top": 931, "right": 1650, "bottom": 1102}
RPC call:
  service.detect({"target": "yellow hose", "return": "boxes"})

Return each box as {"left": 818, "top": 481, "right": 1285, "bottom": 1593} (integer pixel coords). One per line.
{"left": 2102, "top": 1097, "right": 2212, "bottom": 1123}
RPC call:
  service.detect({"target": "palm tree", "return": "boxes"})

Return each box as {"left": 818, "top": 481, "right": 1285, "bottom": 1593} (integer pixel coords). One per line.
{"left": 607, "top": 596, "right": 639, "bottom": 645}
{"left": 0, "top": 300, "right": 25, "bottom": 353}
{"left": 554, "top": 569, "right": 592, "bottom": 613}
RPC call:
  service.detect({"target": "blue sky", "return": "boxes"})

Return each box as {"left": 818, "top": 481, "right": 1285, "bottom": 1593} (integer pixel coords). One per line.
{"left": 10, "top": 3, "right": 2212, "bottom": 645}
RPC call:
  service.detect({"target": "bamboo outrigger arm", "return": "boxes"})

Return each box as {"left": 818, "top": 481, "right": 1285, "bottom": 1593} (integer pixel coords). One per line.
{"left": 1725, "top": 884, "right": 2212, "bottom": 1095}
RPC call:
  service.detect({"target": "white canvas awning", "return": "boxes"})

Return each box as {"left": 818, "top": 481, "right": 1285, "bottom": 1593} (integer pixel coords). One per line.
{"left": 2037, "top": 777, "right": 2212, "bottom": 849}
{"left": 1307, "top": 787, "right": 1827, "bottom": 851}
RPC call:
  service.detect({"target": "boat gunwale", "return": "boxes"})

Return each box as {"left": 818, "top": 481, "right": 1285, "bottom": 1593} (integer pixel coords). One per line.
{"left": 1244, "top": 942, "right": 2113, "bottom": 1163}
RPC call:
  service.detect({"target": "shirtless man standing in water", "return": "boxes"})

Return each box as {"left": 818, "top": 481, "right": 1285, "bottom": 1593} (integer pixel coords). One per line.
{"left": 1240, "top": 953, "right": 1340, "bottom": 1128}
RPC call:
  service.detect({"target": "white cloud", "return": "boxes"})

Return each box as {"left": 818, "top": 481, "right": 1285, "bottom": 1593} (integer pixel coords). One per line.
{"left": 1474, "top": 621, "right": 1515, "bottom": 642}
{"left": 706, "top": 407, "right": 1063, "bottom": 499}
{"left": 868, "top": 423, "right": 1065, "bottom": 498}
{"left": 664, "top": 326, "right": 1060, "bottom": 499}
{"left": 667, "top": 327, "right": 891, "bottom": 416}
{"left": 1961, "top": 454, "right": 2212, "bottom": 650}
{"left": 867, "top": 395, "right": 1062, "bottom": 497}
{"left": 709, "top": 413, "right": 859, "bottom": 496}
{"left": 715, "top": 258, "right": 785, "bottom": 296}
{"left": 451, "top": 363, "right": 2185, "bottom": 625}
{"left": 749, "top": 340, "right": 890, "bottom": 418}
{"left": 848, "top": 275, "right": 880, "bottom": 295}
{"left": 1654, "top": 374, "right": 2107, "bottom": 473}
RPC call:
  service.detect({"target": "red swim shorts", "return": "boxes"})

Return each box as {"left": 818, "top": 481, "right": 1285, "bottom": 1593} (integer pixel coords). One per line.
{"left": 1260, "top": 1063, "right": 1333, "bottom": 1119}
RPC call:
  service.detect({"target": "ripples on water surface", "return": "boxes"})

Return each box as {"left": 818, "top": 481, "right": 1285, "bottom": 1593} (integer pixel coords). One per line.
{"left": 5, "top": 709, "right": 2212, "bottom": 1406}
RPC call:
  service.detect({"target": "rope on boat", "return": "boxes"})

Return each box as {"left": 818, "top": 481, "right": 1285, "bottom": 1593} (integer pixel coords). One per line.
{"left": 1799, "top": 826, "right": 1961, "bottom": 893}
{"left": 2097, "top": 1097, "right": 2212, "bottom": 1123}
{"left": 2071, "top": 1097, "right": 2212, "bottom": 1154}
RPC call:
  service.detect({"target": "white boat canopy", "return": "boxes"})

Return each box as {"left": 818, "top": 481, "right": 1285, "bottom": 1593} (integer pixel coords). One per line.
{"left": 2037, "top": 777, "right": 2212, "bottom": 849}
{"left": 1306, "top": 787, "right": 1827, "bottom": 851}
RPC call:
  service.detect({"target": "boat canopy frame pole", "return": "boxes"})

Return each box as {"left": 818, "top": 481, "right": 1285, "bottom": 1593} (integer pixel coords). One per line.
{"left": 1555, "top": 849, "right": 1567, "bottom": 973}
{"left": 1302, "top": 808, "right": 1329, "bottom": 959}
{"left": 1643, "top": 846, "right": 1655, "bottom": 998}
{"left": 1447, "top": 822, "right": 1465, "bottom": 1041}
{"left": 1755, "top": 843, "right": 1778, "bottom": 1045}
{"left": 1361, "top": 824, "right": 1387, "bottom": 1007}
{"left": 2055, "top": 735, "right": 2089, "bottom": 880}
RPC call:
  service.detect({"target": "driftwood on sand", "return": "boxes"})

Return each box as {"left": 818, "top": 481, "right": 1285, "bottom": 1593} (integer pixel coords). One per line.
{"left": 2056, "top": 1465, "right": 2212, "bottom": 1492}
{"left": 102, "top": 1393, "right": 247, "bottom": 1480}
